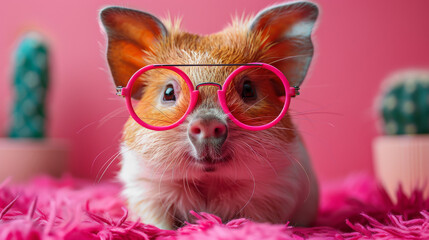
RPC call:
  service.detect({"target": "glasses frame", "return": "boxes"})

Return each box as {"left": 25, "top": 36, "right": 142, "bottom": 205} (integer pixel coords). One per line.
{"left": 116, "top": 62, "right": 299, "bottom": 131}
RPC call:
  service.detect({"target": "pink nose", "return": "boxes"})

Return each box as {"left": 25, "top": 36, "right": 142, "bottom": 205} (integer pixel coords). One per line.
{"left": 188, "top": 118, "right": 228, "bottom": 161}
{"left": 189, "top": 119, "right": 227, "bottom": 140}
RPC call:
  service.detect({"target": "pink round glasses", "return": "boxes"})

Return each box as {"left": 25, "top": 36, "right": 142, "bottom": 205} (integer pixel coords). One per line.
{"left": 116, "top": 63, "right": 299, "bottom": 131}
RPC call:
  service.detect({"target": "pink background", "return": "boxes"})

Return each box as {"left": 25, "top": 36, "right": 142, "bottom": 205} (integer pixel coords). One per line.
{"left": 1, "top": 0, "right": 429, "bottom": 182}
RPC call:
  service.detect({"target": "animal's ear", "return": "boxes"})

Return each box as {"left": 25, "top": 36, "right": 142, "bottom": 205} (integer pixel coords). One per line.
{"left": 250, "top": 2, "right": 318, "bottom": 87}
{"left": 100, "top": 7, "right": 167, "bottom": 98}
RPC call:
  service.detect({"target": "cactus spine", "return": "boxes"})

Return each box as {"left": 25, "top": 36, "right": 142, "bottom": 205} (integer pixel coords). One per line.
{"left": 9, "top": 32, "right": 49, "bottom": 138}
{"left": 380, "top": 70, "right": 429, "bottom": 135}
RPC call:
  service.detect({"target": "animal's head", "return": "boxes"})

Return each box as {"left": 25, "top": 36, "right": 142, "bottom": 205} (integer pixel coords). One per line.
{"left": 100, "top": 1, "right": 318, "bottom": 177}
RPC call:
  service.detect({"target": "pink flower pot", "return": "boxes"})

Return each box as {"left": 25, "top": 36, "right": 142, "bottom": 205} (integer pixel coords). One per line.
{"left": 373, "top": 135, "right": 429, "bottom": 203}
{"left": 0, "top": 138, "right": 68, "bottom": 182}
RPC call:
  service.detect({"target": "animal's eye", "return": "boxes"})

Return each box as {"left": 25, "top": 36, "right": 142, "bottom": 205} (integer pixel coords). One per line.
{"left": 163, "top": 84, "right": 176, "bottom": 102}
{"left": 241, "top": 80, "right": 257, "bottom": 101}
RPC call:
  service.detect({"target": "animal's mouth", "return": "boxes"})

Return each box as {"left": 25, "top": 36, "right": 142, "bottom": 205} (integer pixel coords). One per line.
{"left": 201, "top": 156, "right": 224, "bottom": 164}
{"left": 194, "top": 154, "right": 231, "bottom": 172}
{"left": 203, "top": 165, "right": 216, "bottom": 172}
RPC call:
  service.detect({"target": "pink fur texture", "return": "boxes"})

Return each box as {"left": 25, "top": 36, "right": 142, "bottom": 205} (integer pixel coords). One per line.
{"left": 0, "top": 174, "right": 428, "bottom": 239}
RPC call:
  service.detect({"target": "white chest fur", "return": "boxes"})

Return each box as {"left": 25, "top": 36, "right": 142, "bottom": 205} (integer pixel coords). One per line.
{"left": 118, "top": 137, "right": 319, "bottom": 229}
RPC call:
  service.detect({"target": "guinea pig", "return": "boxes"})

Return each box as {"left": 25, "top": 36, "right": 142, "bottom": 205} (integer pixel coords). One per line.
{"left": 100, "top": 1, "right": 319, "bottom": 230}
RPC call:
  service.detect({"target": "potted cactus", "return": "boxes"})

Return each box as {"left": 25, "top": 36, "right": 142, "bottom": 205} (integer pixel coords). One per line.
{"left": 373, "top": 70, "right": 429, "bottom": 203}
{"left": 9, "top": 32, "right": 49, "bottom": 139}
{"left": 0, "top": 32, "right": 68, "bottom": 182}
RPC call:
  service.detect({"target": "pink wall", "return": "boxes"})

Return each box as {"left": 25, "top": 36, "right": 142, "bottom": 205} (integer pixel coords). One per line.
{"left": 1, "top": 0, "right": 429, "bottom": 182}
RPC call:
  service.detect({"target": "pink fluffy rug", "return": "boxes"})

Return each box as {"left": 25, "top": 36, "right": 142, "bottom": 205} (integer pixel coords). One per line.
{"left": 0, "top": 174, "right": 428, "bottom": 239}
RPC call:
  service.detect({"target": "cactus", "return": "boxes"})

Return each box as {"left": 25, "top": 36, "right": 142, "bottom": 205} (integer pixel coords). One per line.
{"left": 8, "top": 32, "right": 49, "bottom": 138}
{"left": 380, "top": 70, "right": 429, "bottom": 135}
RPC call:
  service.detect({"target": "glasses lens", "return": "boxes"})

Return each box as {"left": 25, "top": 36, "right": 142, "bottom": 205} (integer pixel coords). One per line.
{"left": 225, "top": 66, "right": 286, "bottom": 127}
{"left": 130, "top": 67, "right": 191, "bottom": 127}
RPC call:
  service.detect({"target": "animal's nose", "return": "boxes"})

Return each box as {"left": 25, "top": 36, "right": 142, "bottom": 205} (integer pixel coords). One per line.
{"left": 188, "top": 114, "right": 228, "bottom": 161}
{"left": 188, "top": 118, "right": 228, "bottom": 146}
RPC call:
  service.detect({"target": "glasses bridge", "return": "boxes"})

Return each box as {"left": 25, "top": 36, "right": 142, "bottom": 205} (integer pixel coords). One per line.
{"left": 195, "top": 82, "right": 222, "bottom": 90}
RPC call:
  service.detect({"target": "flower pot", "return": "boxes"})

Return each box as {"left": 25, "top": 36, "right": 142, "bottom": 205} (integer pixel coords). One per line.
{"left": 0, "top": 138, "right": 68, "bottom": 182}
{"left": 373, "top": 135, "right": 429, "bottom": 203}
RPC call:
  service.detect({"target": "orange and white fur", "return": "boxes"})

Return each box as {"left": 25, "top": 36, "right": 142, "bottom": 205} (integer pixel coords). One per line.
{"left": 100, "top": 1, "right": 319, "bottom": 230}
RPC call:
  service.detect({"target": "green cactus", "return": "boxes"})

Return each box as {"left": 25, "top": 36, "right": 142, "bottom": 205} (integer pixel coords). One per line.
{"left": 8, "top": 32, "right": 49, "bottom": 138}
{"left": 380, "top": 70, "right": 429, "bottom": 135}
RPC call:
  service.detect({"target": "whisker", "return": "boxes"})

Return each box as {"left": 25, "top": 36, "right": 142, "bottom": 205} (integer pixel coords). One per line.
{"left": 243, "top": 139, "right": 278, "bottom": 177}
{"left": 77, "top": 107, "right": 128, "bottom": 134}
{"left": 148, "top": 102, "right": 174, "bottom": 121}
{"left": 137, "top": 117, "right": 174, "bottom": 123}
{"left": 238, "top": 115, "right": 279, "bottom": 120}
{"left": 97, "top": 107, "right": 129, "bottom": 129}
{"left": 184, "top": 163, "right": 193, "bottom": 209}
{"left": 96, "top": 150, "right": 122, "bottom": 183}
{"left": 91, "top": 145, "right": 118, "bottom": 177}
{"left": 267, "top": 54, "right": 312, "bottom": 65}
{"left": 241, "top": 96, "right": 268, "bottom": 114}
{"left": 288, "top": 111, "right": 343, "bottom": 117}
{"left": 191, "top": 174, "right": 203, "bottom": 197}
{"left": 157, "top": 152, "right": 185, "bottom": 227}
{"left": 90, "top": 131, "right": 142, "bottom": 180}
{"left": 236, "top": 156, "right": 256, "bottom": 215}
{"left": 281, "top": 150, "right": 311, "bottom": 202}
{"left": 268, "top": 126, "right": 295, "bottom": 131}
